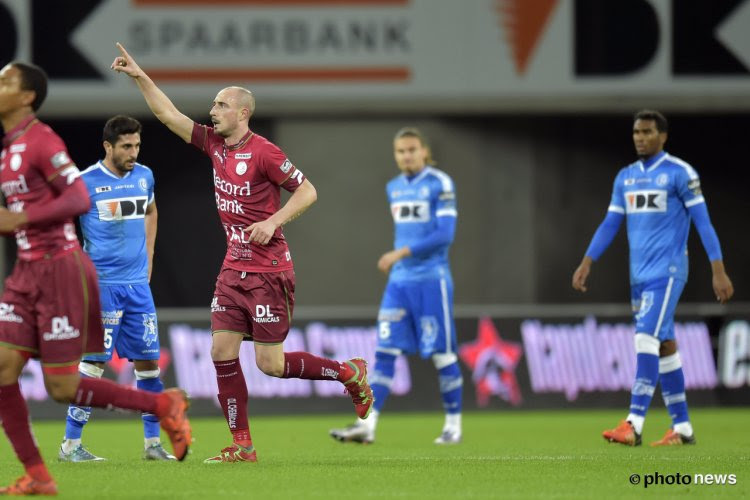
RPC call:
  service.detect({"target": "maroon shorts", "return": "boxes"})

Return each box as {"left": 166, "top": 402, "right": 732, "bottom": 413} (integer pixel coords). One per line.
{"left": 211, "top": 267, "right": 295, "bottom": 344}
{"left": 0, "top": 250, "right": 104, "bottom": 373}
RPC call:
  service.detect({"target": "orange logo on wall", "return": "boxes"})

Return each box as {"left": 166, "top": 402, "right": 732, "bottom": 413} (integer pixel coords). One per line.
{"left": 496, "top": 0, "right": 559, "bottom": 75}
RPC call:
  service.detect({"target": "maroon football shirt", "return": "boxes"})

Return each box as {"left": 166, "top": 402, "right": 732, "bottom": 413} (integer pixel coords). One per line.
{"left": 0, "top": 116, "right": 82, "bottom": 261}
{"left": 191, "top": 123, "right": 304, "bottom": 272}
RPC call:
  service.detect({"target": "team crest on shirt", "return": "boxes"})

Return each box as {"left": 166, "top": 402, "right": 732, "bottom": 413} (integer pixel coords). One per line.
{"left": 10, "top": 154, "right": 22, "bottom": 171}
{"left": 139, "top": 178, "right": 148, "bottom": 191}
{"left": 236, "top": 161, "right": 248, "bottom": 175}
{"left": 656, "top": 173, "right": 668, "bottom": 186}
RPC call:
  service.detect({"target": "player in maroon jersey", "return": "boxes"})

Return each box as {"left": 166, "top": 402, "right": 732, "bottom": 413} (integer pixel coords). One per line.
{"left": 0, "top": 61, "right": 191, "bottom": 495}
{"left": 112, "top": 43, "right": 373, "bottom": 463}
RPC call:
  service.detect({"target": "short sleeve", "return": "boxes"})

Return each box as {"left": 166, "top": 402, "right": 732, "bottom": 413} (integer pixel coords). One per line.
{"left": 675, "top": 163, "right": 705, "bottom": 208}
{"left": 435, "top": 174, "right": 457, "bottom": 218}
{"left": 259, "top": 142, "right": 303, "bottom": 192}
{"left": 190, "top": 123, "right": 214, "bottom": 154}
{"left": 33, "top": 131, "right": 76, "bottom": 181}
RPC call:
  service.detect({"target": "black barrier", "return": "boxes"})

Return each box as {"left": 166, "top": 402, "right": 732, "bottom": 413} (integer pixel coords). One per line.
{"left": 22, "top": 313, "right": 750, "bottom": 419}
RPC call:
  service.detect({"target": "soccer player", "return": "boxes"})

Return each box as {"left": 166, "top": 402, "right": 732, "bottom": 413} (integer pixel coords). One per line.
{"left": 572, "top": 109, "right": 734, "bottom": 447}
{"left": 59, "top": 115, "right": 174, "bottom": 461}
{"left": 111, "top": 43, "right": 373, "bottom": 463}
{"left": 330, "top": 127, "right": 463, "bottom": 445}
{"left": 0, "top": 62, "right": 191, "bottom": 495}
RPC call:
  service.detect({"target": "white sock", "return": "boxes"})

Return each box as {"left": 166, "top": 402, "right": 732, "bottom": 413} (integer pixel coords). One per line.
{"left": 673, "top": 421, "right": 693, "bottom": 437}
{"left": 144, "top": 436, "right": 161, "bottom": 449}
{"left": 362, "top": 409, "right": 379, "bottom": 433}
{"left": 626, "top": 414, "right": 645, "bottom": 434}
{"left": 445, "top": 413, "right": 462, "bottom": 433}
{"left": 62, "top": 438, "right": 81, "bottom": 454}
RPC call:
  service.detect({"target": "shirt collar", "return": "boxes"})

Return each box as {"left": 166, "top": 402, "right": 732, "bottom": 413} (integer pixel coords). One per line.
{"left": 638, "top": 151, "right": 667, "bottom": 172}
{"left": 2, "top": 114, "right": 37, "bottom": 148}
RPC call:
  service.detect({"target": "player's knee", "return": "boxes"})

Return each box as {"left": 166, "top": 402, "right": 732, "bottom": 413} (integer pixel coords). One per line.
{"left": 44, "top": 377, "right": 78, "bottom": 402}
{"left": 210, "top": 334, "right": 242, "bottom": 361}
{"left": 256, "top": 357, "right": 283, "bottom": 377}
{"left": 634, "top": 333, "right": 660, "bottom": 355}
{"left": 432, "top": 352, "right": 458, "bottom": 369}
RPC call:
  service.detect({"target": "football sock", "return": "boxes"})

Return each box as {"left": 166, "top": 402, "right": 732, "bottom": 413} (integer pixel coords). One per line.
{"left": 64, "top": 362, "right": 102, "bottom": 441}
{"left": 214, "top": 359, "right": 251, "bottom": 446}
{"left": 627, "top": 352, "right": 659, "bottom": 434}
{"left": 438, "top": 362, "right": 463, "bottom": 415}
{"left": 659, "top": 353, "right": 692, "bottom": 436}
{"left": 371, "top": 351, "right": 397, "bottom": 413}
{"left": 135, "top": 369, "right": 164, "bottom": 442}
{"left": 282, "top": 352, "right": 342, "bottom": 380}
{"left": 0, "top": 383, "right": 47, "bottom": 476}
{"left": 74, "top": 377, "right": 159, "bottom": 413}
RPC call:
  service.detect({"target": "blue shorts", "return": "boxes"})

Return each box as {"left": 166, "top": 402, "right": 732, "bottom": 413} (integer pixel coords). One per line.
{"left": 84, "top": 283, "right": 160, "bottom": 362}
{"left": 630, "top": 277, "right": 686, "bottom": 341}
{"left": 377, "top": 277, "right": 457, "bottom": 358}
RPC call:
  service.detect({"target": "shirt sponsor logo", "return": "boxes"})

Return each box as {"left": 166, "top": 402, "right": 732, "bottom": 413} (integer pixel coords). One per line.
{"left": 50, "top": 151, "right": 71, "bottom": 168}
{"left": 0, "top": 303, "right": 23, "bottom": 323}
{"left": 213, "top": 150, "right": 224, "bottom": 165}
{"left": 1, "top": 175, "right": 29, "bottom": 196}
{"left": 279, "top": 159, "right": 293, "bottom": 174}
{"left": 96, "top": 196, "right": 148, "bottom": 221}
{"left": 235, "top": 153, "right": 252, "bottom": 160}
{"left": 391, "top": 200, "right": 430, "bottom": 222}
{"left": 43, "top": 316, "right": 80, "bottom": 341}
{"left": 254, "top": 304, "right": 280, "bottom": 324}
{"left": 213, "top": 169, "right": 251, "bottom": 197}
{"left": 101, "top": 310, "right": 123, "bottom": 326}
{"left": 625, "top": 190, "right": 667, "bottom": 213}
{"left": 95, "top": 186, "right": 112, "bottom": 193}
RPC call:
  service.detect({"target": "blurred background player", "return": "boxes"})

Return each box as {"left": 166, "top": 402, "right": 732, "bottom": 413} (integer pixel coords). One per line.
{"left": 330, "top": 127, "right": 463, "bottom": 445}
{"left": 0, "top": 61, "right": 190, "bottom": 495}
{"left": 60, "top": 115, "right": 174, "bottom": 461}
{"left": 111, "top": 43, "right": 373, "bottom": 463}
{"left": 572, "top": 109, "right": 733, "bottom": 446}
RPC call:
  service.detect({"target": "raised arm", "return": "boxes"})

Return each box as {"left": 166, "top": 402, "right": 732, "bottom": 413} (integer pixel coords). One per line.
{"left": 111, "top": 43, "right": 193, "bottom": 143}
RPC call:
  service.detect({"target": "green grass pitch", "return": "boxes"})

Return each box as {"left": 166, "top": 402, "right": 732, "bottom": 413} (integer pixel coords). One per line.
{"left": 1, "top": 408, "right": 748, "bottom": 498}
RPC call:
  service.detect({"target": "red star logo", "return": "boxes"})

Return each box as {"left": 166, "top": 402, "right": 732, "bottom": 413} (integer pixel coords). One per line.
{"left": 459, "top": 317, "right": 523, "bottom": 407}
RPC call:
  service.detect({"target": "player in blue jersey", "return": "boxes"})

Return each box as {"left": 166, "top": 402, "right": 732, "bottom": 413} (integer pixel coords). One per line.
{"left": 572, "top": 110, "right": 733, "bottom": 446}
{"left": 58, "top": 115, "right": 174, "bottom": 461}
{"left": 330, "top": 127, "right": 463, "bottom": 444}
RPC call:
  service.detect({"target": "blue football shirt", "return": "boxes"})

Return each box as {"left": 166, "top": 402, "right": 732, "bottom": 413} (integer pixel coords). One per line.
{"left": 78, "top": 161, "right": 155, "bottom": 284}
{"left": 607, "top": 151, "right": 705, "bottom": 284}
{"left": 386, "top": 166, "right": 457, "bottom": 281}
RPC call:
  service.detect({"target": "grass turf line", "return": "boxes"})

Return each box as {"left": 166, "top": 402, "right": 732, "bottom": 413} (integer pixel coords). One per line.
{"left": 0, "top": 408, "right": 747, "bottom": 499}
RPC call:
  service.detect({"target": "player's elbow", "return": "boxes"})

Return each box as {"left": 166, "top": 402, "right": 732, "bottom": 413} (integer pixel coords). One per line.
{"left": 302, "top": 179, "right": 317, "bottom": 205}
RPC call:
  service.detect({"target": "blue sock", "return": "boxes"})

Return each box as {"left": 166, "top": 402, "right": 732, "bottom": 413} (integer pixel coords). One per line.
{"left": 65, "top": 404, "right": 91, "bottom": 440}
{"left": 136, "top": 373, "right": 163, "bottom": 440}
{"left": 371, "top": 351, "right": 396, "bottom": 413}
{"left": 438, "top": 362, "right": 463, "bottom": 414}
{"left": 65, "top": 369, "right": 95, "bottom": 440}
{"left": 629, "top": 353, "right": 659, "bottom": 421}
{"left": 659, "top": 353, "right": 690, "bottom": 426}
